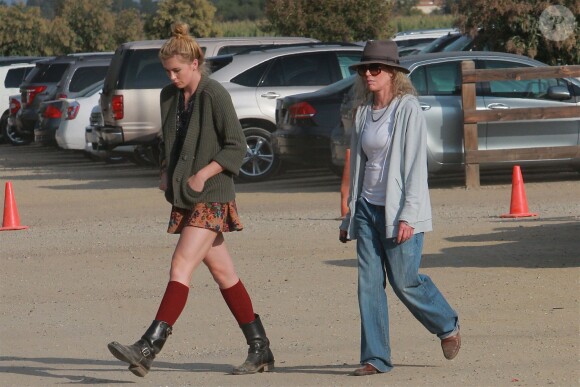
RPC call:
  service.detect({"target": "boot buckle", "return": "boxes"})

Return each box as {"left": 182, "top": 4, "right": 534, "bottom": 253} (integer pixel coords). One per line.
{"left": 141, "top": 347, "right": 152, "bottom": 357}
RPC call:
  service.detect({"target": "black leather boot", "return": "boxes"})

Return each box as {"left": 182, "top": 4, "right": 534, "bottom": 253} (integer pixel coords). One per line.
{"left": 233, "top": 314, "right": 275, "bottom": 375}
{"left": 107, "top": 320, "right": 172, "bottom": 377}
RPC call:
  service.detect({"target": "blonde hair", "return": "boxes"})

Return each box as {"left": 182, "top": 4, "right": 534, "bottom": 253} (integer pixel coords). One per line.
{"left": 353, "top": 67, "right": 417, "bottom": 107}
{"left": 159, "top": 22, "right": 206, "bottom": 72}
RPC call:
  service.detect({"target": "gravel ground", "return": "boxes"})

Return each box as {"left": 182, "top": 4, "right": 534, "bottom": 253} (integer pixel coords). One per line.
{"left": 1, "top": 143, "right": 578, "bottom": 387}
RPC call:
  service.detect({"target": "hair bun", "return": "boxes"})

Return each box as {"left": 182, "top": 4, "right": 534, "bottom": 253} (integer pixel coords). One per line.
{"left": 171, "top": 22, "right": 190, "bottom": 38}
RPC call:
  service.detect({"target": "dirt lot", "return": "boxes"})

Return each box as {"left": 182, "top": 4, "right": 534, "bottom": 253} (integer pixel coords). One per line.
{"left": 1, "top": 143, "right": 578, "bottom": 387}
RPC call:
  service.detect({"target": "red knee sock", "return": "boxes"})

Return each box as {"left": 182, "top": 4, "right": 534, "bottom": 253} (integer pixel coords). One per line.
{"left": 220, "top": 280, "right": 255, "bottom": 325}
{"left": 155, "top": 281, "right": 189, "bottom": 326}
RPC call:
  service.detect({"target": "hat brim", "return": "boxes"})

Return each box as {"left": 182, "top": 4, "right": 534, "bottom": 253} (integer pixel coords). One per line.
{"left": 349, "top": 60, "right": 410, "bottom": 74}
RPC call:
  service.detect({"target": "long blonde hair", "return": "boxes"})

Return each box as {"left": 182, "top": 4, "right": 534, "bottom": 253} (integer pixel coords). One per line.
{"left": 353, "top": 67, "right": 417, "bottom": 107}
{"left": 159, "top": 22, "right": 207, "bottom": 74}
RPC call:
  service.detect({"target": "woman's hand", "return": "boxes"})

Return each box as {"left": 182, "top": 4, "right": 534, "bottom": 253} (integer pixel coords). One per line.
{"left": 339, "top": 229, "right": 349, "bottom": 243}
{"left": 187, "top": 174, "right": 206, "bottom": 192}
{"left": 396, "top": 220, "right": 414, "bottom": 244}
{"left": 159, "top": 169, "right": 168, "bottom": 191}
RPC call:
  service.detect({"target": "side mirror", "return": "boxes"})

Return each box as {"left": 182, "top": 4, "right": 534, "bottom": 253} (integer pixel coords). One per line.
{"left": 547, "top": 85, "right": 571, "bottom": 100}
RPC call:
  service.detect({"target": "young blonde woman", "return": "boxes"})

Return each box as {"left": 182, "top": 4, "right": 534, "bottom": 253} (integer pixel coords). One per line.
{"left": 339, "top": 40, "right": 460, "bottom": 376}
{"left": 107, "top": 22, "right": 274, "bottom": 377}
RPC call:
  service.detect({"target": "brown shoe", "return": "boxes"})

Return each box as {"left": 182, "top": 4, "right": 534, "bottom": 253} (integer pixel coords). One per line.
{"left": 441, "top": 331, "right": 461, "bottom": 360}
{"left": 353, "top": 363, "right": 380, "bottom": 376}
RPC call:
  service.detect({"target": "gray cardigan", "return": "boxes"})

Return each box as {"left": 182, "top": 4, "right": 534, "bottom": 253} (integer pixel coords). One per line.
{"left": 340, "top": 94, "right": 433, "bottom": 239}
{"left": 159, "top": 76, "right": 246, "bottom": 208}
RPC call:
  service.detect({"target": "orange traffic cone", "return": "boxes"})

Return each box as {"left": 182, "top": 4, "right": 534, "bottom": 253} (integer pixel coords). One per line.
{"left": 0, "top": 181, "right": 29, "bottom": 231}
{"left": 500, "top": 166, "right": 537, "bottom": 218}
{"left": 340, "top": 149, "right": 351, "bottom": 219}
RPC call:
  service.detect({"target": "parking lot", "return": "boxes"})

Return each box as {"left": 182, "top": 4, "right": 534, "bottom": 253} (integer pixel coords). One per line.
{"left": 1, "top": 143, "right": 578, "bottom": 386}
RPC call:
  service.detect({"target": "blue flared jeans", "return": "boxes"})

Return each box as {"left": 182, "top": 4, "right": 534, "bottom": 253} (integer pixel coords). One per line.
{"left": 354, "top": 197, "right": 458, "bottom": 373}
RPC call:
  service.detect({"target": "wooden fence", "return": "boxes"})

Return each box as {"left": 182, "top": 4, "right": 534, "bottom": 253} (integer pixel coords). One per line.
{"left": 461, "top": 61, "right": 580, "bottom": 188}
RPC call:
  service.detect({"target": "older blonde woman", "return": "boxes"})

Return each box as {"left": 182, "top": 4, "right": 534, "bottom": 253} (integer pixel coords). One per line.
{"left": 339, "top": 40, "right": 460, "bottom": 376}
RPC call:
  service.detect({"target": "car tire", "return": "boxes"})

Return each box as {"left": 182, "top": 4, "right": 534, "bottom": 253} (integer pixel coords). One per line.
{"left": 2, "top": 111, "right": 31, "bottom": 146}
{"left": 0, "top": 110, "right": 8, "bottom": 144}
{"left": 238, "top": 126, "right": 281, "bottom": 182}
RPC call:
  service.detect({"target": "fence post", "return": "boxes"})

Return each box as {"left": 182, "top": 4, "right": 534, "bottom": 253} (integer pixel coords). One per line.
{"left": 461, "top": 60, "right": 480, "bottom": 189}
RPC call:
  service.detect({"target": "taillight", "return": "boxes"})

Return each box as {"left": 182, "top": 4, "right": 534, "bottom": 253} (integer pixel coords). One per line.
{"left": 112, "top": 95, "right": 123, "bottom": 120}
{"left": 66, "top": 102, "right": 80, "bottom": 120}
{"left": 9, "top": 98, "right": 21, "bottom": 115}
{"left": 25, "top": 85, "right": 47, "bottom": 104}
{"left": 43, "top": 104, "right": 62, "bottom": 119}
{"left": 288, "top": 102, "right": 316, "bottom": 119}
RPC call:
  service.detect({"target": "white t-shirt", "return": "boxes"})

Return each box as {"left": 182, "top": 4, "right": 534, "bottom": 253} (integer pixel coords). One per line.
{"left": 361, "top": 100, "right": 398, "bottom": 205}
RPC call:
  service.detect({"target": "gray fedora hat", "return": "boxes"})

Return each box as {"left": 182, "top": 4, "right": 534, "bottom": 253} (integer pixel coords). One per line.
{"left": 350, "top": 40, "right": 409, "bottom": 74}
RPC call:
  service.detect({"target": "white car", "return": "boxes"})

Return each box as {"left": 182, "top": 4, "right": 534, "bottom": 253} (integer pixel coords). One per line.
{"left": 1, "top": 62, "right": 35, "bottom": 143}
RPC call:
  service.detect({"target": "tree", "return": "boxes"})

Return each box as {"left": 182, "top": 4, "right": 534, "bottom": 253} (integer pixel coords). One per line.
{"left": 145, "top": 0, "right": 221, "bottom": 39}
{"left": 263, "top": 0, "right": 393, "bottom": 41}
{"left": 0, "top": 3, "right": 49, "bottom": 55}
{"left": 212, "top": 0, "right": 265, "bottom": 21}
{"left": 114, "top": 8, "right": 146, "bottom": 45}
{"left": 59, "top": 0, "right": 116, "bottom": 52}
{"left": 453, "top": 0, "right": 579, "bottom": 65}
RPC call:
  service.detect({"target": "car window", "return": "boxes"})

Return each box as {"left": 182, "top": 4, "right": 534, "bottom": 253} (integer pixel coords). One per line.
{"left": 119, "top": 49, "right": 168, "bottom": 89}
{"left": 261, "top": 52, "right": 333, "bottom": 87}
{"left": 337, "top": 53, "right": 362, "bottom": 78}
{"left": 68, "top": 66, "right": 109, "bottom": 92}
{"left": 4, "top": 67, "right": 32, "bottom": 88}
{"left": 231, "top": 61, "right": 270, "bottom": 87}
{"left": 481, "top": 60, "right": 569, "bottom": 100}
{"left": 29, "top": 63, "right": 69, "bottom": 83}
{"left": 410, "top": 61, "right": 460, "bottom": 96}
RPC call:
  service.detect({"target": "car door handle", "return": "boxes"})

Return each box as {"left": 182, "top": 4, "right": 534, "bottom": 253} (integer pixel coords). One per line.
{"left": 260, "top": 91, "right": 280, "bottom": 99}
{"left": 420, "top": 104, "right": 431, "bottom": 111}
{"left": 487, "top": 103, "right": 510, "bottom": 109}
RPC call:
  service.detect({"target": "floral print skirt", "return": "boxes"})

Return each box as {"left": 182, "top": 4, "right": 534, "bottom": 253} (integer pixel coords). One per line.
{"left": 167, "top": 201, "right": 244, "bottom": 234}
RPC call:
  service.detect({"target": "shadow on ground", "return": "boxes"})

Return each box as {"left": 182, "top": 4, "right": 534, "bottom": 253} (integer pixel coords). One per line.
{"left": 326, "top": 220, "right": 579, "bottom": 269}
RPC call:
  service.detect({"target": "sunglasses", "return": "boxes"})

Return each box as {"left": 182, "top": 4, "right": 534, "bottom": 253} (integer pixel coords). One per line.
{"left": 357, "top": 64, "right": 386, "bottom": 76}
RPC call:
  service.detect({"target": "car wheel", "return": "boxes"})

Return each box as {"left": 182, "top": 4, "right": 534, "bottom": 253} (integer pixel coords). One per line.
{"left": 239, "top": 126, "right": 281, "bottom": 182}
{"left": 3, "top": 113, "right": 31, "bottom": 146}
{"left": 0, "top": 111, "right": 7, "bottom": 144}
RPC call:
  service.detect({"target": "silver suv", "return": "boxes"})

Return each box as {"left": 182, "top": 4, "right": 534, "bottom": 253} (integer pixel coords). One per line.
{"left": 208, "top": 43, "right": 363, "bottom": 181}
{"left": 96, "top": 37, "right": 318, "bottom": 167}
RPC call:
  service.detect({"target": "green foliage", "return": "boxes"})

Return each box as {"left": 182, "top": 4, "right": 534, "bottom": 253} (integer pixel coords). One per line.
{"left": 145, "top": 0, "right": 221, "bottom": 39}
{"left": 391, "top": 14, "right": 455, "bottom": 34}
{"left": 263, "top": 0, "right": 394, "bottom": 41}
{"left": 453, "top": 0, "right": 579, "bottom": 65}
{"left": 0, "top": 4, "right": 49, "bottom": 55}
{"left": 59, "top": 0, "right": 117, "bottom": 52}
{"left": 212, "top": 0, "right": 265, "bottom": 21}
{"left": 215, "top": 19, "right": 268, "bottom": 37}
{"left": 114, "top": 8, "right": 146, "bottom": 43}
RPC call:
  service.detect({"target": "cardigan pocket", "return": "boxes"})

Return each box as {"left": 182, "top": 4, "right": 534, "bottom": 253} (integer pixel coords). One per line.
{"left": 183, "top": 182, "right": 203, "bottom": 203}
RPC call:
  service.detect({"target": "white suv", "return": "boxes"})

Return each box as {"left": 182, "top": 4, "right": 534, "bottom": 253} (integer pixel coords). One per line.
{"left": 1, "top": 62, "right": 35, "bottom": 144}
{"left": 207, "top": 43, "right": 363, "bottom": 181}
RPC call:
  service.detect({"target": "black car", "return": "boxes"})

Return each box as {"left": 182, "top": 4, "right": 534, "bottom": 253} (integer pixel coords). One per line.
{"left": 16, "top": 53, "right": 112, "bottom": 143}
{"left": 272, "top": 75, "right": 356, "bottom": 175}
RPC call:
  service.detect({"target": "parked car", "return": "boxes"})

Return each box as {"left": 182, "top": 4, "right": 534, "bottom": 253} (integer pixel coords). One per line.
{"left": 0, "top": 61, "right": 38, "bottom": 143}
{"left": 95, "top": 37, "right": 319, "bottom": 168}
{"left": 4, "top": 94, "right": 27, "bottom": 145}
{"left": 392, "top": 28, "right": 459, "bottom": 49}
{"left": 274, "top": 51, "right": 580, "bottom": 176}
{"left": 97, "top": 41, "right": 362, "bottom": 181}
{"left": 207, "top": 43, "right": 364, "bottom": 181}
{"left": 272, "top": 75, "right": 355, "bottom": 175}
{"left": 16, "top": 53, "right": 112, "bottom": 143}
{"left": 35, "top": 80, "right": 103, "bottom": 149}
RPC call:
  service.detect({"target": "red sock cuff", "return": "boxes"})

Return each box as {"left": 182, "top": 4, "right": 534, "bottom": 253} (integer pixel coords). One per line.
{"left": 220, "top": 280, "right": 255, "bottom": 325}
{"left": 155, "top": 281, "right": 189, "bottom": 326}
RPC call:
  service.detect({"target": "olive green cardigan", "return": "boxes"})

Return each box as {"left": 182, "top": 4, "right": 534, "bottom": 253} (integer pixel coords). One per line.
{"left": 159, "top": 75, "right": 246, "bottom": 208}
